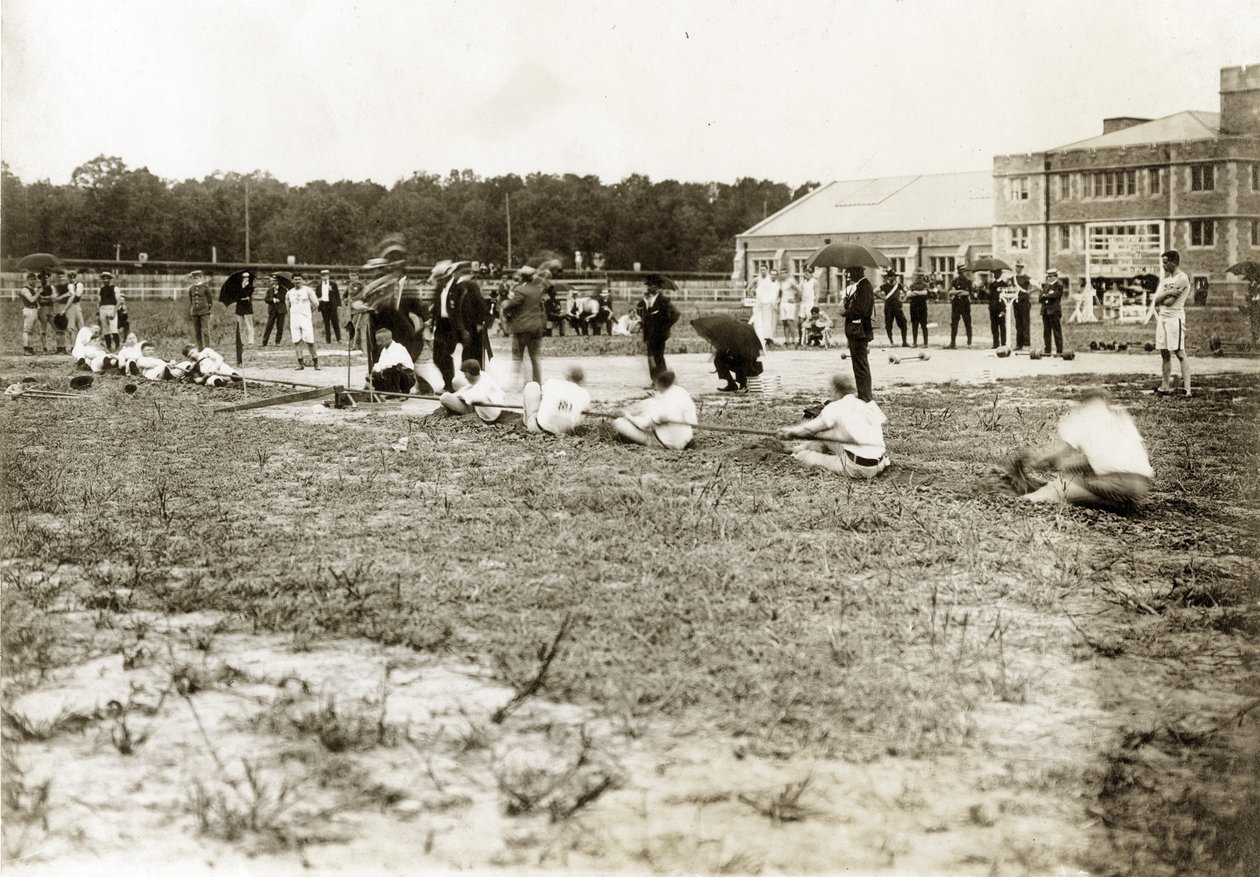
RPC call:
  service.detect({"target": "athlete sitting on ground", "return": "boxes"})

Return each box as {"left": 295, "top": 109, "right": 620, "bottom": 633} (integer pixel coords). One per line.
{"left": 777, "top": 374, "right": 891, "bottom": 479}
{"left": 523, "top": 367, "right": 591, "bottom": 435}
{"left": 613, "top": 370, "right": 697, "bottom": 450}
{"left": 1000, "top": 389, "right": 1153, "bottom": 511}
{"left": 439, "top": 359, "right": 505, "bottom": 422}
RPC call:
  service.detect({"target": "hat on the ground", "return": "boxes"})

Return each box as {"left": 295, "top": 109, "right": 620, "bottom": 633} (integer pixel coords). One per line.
{"left": 70, "top": 375, "right": 94, "bottom": 390}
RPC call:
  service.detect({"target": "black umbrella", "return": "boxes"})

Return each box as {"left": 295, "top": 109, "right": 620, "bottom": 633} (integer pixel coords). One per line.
{"left": 966, "top": 256, "right": 1012, "bottom": 273}
{"left": 1226, "top": 260, "right": 1260, "bottom": 283}
{"left": 806, "top": 242, "right": 891, "bottom": 271}
{"left": 643, "top": 273, "right": 678, "bottom": 291}
{"left": 269, "top": 271, "right": 295, "bottom": 290}
{"left": 18, "top": 253, "right": 61, "bottom": 272}
{"left": 219, "top": 269, "right": 259, "bottom": 306}
{"left": 691, "top": 316, "right": 763, "bottom": 362}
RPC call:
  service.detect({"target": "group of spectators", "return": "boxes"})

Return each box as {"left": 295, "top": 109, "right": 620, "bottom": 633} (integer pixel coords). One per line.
{"left": 19, "top": 268, "right": 128, "bottom": 356}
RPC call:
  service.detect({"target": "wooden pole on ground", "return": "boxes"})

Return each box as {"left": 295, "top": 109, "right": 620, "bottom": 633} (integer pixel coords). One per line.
{"left": 215, "top": 386, "right": 338, "bottom": 413}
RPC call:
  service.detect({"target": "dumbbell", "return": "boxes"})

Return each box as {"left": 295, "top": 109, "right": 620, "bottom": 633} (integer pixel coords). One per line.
{"left": 1144, "top": 341, "right": 1156, "bottom": 352}
{"left": 889, "top": 352, "right": 930, "bottom": 364}
{"left": 995, "top": 346, "right": 1012, "bottom": 358}
{"left": 1089, "top": 340, "right": 1099, "bottom": 351}
{"left": 1029, "top": 350, "right": 1043, "bottom": 360}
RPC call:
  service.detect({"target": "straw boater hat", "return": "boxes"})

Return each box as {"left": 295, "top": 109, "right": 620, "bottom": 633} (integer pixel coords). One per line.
{"left": 1046, "top": 268, "right": 1059, "bottom": 276}
{"left": 101, "top": 271, "right": 114, "bottom": 280}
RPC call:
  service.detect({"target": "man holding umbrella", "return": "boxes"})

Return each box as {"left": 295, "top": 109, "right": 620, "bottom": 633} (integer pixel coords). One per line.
{"left": 842, "top": 267, "right": 876, "bottom": 402}
{"left": 635, "top": 274, "right": 681, "bottom": 383}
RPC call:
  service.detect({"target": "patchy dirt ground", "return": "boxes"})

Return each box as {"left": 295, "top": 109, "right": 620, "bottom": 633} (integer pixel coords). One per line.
{"left": 1, "top": 364, "right": 1257, "bottom": 876}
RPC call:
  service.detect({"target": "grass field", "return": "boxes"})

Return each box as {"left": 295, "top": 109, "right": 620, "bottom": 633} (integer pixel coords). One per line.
{"left": 1, "top": 356, "right": 1257, "bottom": 874}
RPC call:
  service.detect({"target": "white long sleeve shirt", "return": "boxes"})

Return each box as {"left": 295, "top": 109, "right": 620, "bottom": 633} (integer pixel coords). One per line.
{"left": 372, "top": 341, "right": 414, "bottom": 373}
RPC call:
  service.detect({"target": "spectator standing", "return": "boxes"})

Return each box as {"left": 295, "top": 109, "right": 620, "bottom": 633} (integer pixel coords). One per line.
{"left": 635, "top": 274, "right": 681, "bottom": 383}
{"left": 907, "top": 269, "right": 930, "bottom": 347}
{"left": 987, "top": 269, "right": 1008, "bottom": 348}
{"left": 1039, "top": 268, "right": 1064, "bottom": 355}
{"left": 778, "top": 269, "right": 802, "bottom": 347}
{"left": 100, "top": 271, "right": 123, "bottom": 352}
{"left": 879, "top": 267, "right": 908, "bottom": 347}
{"left": 1012, "top": 259, "right": 1033, "bottom": 349}
{"left": 747, "top": 265, "right": 780, "bottom": 346}
{"left": 316, "top": 269, "right": 341, "bottom": 343}
{"left": 500, "top": 265, "right": 548, "bottom": 388}
{"left": 262, "top": 276, "right": 287, "bottom": 346}
{"left": 948, "top": 266, "right": 974, "bottom": 348}
{"left": 841, "top": 266, "right": 875, "bottom": 402}
{"left": 19, "top": 272, "right": 39, "bottom": 355}
{"left": 1152, "top": 250, "right": 1192, "bottom": 397}
{"left": 235, "top": 271, "right": 256, "bottom": 346}
{"left": 799, "top": 267, "right": 817, "bottom": 343}
{"left": 62, "top": 269, "right": 85, "bottom": 337}
{"left": 187, "top": 269, "right": 214, "bottom": 349}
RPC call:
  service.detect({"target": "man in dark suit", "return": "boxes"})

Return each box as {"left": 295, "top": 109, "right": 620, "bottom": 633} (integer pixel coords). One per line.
{"left": 635, "top": 274, "right": 680, "bottom": 383}
{"left": 430, "top": 260, "right": 489, "bottom": 392}
{"left": 1012, "top": 259, "right": 1033, "bottom": 350}
{"left": 948, "top": 267, "right": 973, "bottom": 348}
{"left": 1040, "top": 267, "right": 1065, "bottom": 354}
{"left": 987, "top": 269, "right": 1008, "bottom": 348}
{"left": 315, "top": 269, "right": 341, "bottom": 342}
{"left": 842, "top": 267, "right": 876, "bottom": 402}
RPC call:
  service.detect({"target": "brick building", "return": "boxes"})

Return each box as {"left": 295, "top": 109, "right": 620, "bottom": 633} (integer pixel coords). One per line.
{"left": 733, "top": 172, "right": 992, "bottom": 297}
{"left": 992, "top": 64, "right": 1260, "bottom": 303}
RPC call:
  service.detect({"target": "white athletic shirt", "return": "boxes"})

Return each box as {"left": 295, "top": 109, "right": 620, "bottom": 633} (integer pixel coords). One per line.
{"left": 815, "top": 396, "right": 887, "bottom": 460}
{"left": 287, "top": 285, "right": 315, "bottom": 320}
{"left": 1155, "top": 270, "right": 1190, "bottom": 319}
{"left": 754, "top": 276, "right": 779, "bottom": 304}
{"left": 456, "top": 374, "right": 505, "bottom": 422}
{"left": 800, "top": 277, "right": 817, "bottom": 313}
{"left": 1057, "top": 398, "right": 1154, "bottom": 478}
{"left": 372, "top": 341, "right": 414, "bottom": 373}
{"left": 72, "top": 327, "right": 100, "bottom": 360}
{"left": 536, "top": 379, "right": 591, "bottom": 434}
{"left": 642, "top": 384, "right": 698, "bottom": 449}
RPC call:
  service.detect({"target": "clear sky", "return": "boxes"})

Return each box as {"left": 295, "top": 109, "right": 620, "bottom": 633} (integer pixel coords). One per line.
{"left": 2, "top": 0, "right": 1255, "bottom": 187}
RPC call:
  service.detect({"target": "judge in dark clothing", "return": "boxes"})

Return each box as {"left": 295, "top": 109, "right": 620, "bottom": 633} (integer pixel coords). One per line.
{"left": 715, "top": 347, "right": 763, "bottom": 392}
{"left": 429, "top": 260, "right": 489, "bottom": 393}
{"left": 635, "top": 274, "right": 680, "bottom": 382}
{"left": 987, "top": 269, "right": 1008, "bottom": 348}
{"left": 262, "top": 279, "right": 287, "bottom": 346}
{"left": 948, "top": 267, "right": 974, "bottom": 348}
{"left": 842, "top": 266, "right": 876, "bottom": 402}
{"left": 316, "top": 270, "right": 341, "bottom": 343}
{"left": 1012, "top": 260, "right": 1033, "bottom": 350}
{"left": 879, "top": 268, "right": 908, "bottom": 347}
{"left": 907, "top": 269, "right": 930, "bottom": 347}
{"left": 1040, "top": 267, "right": 1065, "bottom": 355}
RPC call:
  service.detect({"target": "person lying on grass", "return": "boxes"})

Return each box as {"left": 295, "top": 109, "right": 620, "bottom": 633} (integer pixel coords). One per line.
{"left": 776, "top": 374, "right": 891, "bottom": 479}
{"left": 999, "top": 389, "right": 1153, "bottom": 511}
{"left": 117, "top": 333, "right": 143, "bottom": 375}
{"left": 613, "top": 370, "right": 698, "bottom": 450}
{"left": 523, "top": 367, "right": 591, "bottom": 435}
{"left": 182, "top": 344, "right": 242, "bottom": 388}
{"left": 439, "top": 358, "right": 504, "bottom": 423}
{"left": 136, "top": 342, "right": 177, "bottom": 382}
{"left": 71, "top": 326, "right": 117, "bottom": 374}
{"left": 369, "top": 328, "right": 416, "bottom": 395}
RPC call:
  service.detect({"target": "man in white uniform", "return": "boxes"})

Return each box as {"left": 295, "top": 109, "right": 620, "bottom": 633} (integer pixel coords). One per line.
{"left": 286, "top": 273, "right": 321, "bottom": 370}
{"left": 440, "top": 359, "right": 504, "bottom": 422}
{"left": 798, "top": 267, "right": 817, "bottom": 344}
{"left": 777, "top": 375, "right": 890, "bottom": 479}
{"left": 746, "top": 265, "right": 780, "bottom": 346}
{"left": 1003, "top": 390, "right": 1153, "bottom": 510}
{"left": 614, "top": 370, "right": 698, "bottom": 450}
{"left": 71, "top": 326, "right": 115, "bottom": 374}
{"left": 523, "top": 367, "right": 591, "bottom": 435}
{"left": 1152, "top": 249, "right": 1192, "bottom": 397}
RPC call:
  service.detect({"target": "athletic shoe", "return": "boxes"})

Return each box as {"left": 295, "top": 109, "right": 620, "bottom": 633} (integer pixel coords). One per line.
{"left": 296, "top": 361, "right": 305, "bottom": 370}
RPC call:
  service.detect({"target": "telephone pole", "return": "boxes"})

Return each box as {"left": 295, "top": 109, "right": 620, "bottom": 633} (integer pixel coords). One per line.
{"left": 505, "top": 193, "right": 513, "bottom": 268}
{"left": 244, "top": 180, "right": 251, "bottom": 263}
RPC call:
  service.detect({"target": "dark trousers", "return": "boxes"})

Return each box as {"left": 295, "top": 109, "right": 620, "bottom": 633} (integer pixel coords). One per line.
{"left": 262, "top": 312, "right": 285, "bottom": 345}
{"left": 1014, "top": 299, "right": 1031, "bottom": 349}
{"left": 320, "top": 304, "right": 341, "bottom": 342}
{"left": 547, "top": 317, "right": 566, "bottom": 337}
{"left": 433, "top": 318, "right": 458, "bottom": 391}
{"left": 646, "top": 336, "right": 667, "bottom": 381}
{"left": 1042, "top": 315, "right": 1063, "bottom": 354}
{"left": 950, "top": 300, "right": 972, "bottom": 346}
{"left": 909, "top": 298, "right": 929, "bottom": 346}
{"left": 715, "top": 351, "right": 748, "bottom": 388}
{"left": 371, "top": 365, "right": 416, "bottom": 395}
{"left": 192, "top": 314, "right": 210, "bottom": 349}
{"left": 462, "top": 330, "right": 486, "bottom": 368}
{"left": 884, "top": 307, "right": 907, "bottom": 345}
{"left": 848, "top": 336, "right": 872, "bottom": 402}
{"left": 989, "top": 308, "right": 1007, "bottom": 347}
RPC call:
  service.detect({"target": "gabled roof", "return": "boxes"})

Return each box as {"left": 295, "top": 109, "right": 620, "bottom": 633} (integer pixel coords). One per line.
{"left": 1050, "top": 110, "right": 1221, "bottom": 152}
{"left": 740, "top": 171, "right": 992, "bottom": 239}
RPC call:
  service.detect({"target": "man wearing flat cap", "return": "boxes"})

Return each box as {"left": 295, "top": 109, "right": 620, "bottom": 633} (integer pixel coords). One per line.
{"left": 429, "top": 260, "right": 489, "bottom": 393}
{"left": 188, "top": 269, "right": 214, "bottom": 349}
{"left": 1039, "top": 268, "right": 1064, "bottom": 355}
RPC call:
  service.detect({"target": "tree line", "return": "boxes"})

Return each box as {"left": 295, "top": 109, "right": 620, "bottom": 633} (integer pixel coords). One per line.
{"left": 1, "top": 157, "right": 818, "bottom": 272}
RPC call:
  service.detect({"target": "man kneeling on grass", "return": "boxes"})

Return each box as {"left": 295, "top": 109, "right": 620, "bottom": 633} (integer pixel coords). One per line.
{"left": 439, "top": 359, "right": 504, "bottom": 423}
{"left": 613, "top": 370, "right": 697, "bottom": 450}
{"left": 1000, "top": 389, "right": 1152, "bottom": 511}
{"left": 523, "top": 367, "right": 591, "bottom": 435}
{"left": 370, "top": 328, "right": 416, "bottom": 394}
{"left": 777, "top": 374, "right": 890, "bottom": 478}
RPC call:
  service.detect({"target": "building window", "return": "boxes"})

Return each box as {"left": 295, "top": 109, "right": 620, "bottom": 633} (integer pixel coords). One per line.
{"left": 1149, "top": 168, "right": 1162, "bottom": 194}
{"left": 890, "top": 257, "right": 907, "bottom": 279}
{"left": 1057, "top": 226, "right": 1071, "bottom": 251}
{"left": 1190, "top": 220, "right": 1215, "bottom": 247}
{"left": 1055, "top": 174, "right": 1070, "bottom": 201}
{"left": 929, "top": 256, "right": 956, "bottom": 285}
{"left": 751, "top": 258, "right": 776, "bottom": 277}
{"left": 1252, "top": 164, "right": 1259, "bottom": 192}
{"left": 1252, "top": 220, "right": 1259, "bottom": 247}
{"left": 790, "top": 258, "right": 808, "bottom": 281}
{"left": 1010, "top": 227, "right": 1030, "bottom": 250}
{"left": 1010, "top": 176, "right": 1030, "bottom": 201}
{"left": 1190, "top": 163, "right": 1215, "bottom": 191}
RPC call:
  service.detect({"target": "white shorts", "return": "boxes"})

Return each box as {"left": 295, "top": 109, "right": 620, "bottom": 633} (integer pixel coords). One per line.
{"left": 290, "top": 313, "right": 314, "bottom": 343}
{"left": 1154, "top": 314, "right": 1184, "bottom": 351}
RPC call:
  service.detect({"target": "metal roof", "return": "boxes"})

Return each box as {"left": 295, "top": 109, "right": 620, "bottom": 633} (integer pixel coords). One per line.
{"left": 1050, "top": 110, "right": 1221, "bottom": 152}
{"left": 740, "top": 171, "right": 993, "bottom": 238}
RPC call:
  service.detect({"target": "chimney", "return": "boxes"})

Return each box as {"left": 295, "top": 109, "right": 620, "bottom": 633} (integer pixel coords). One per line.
{"left": 1220, "top": 64, "right": 1260, "bottom": 135}
{"left": 1102, "top": 117, "right": 1151, "bottom": 134}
